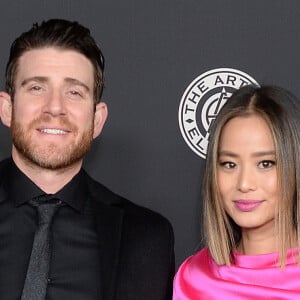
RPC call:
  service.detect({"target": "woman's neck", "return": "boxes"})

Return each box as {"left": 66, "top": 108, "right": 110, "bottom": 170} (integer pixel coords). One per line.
{"left": 237, "top": 234, "right": 277, "bottom": 255}
{"left": 237, "top": 223, "right": 278, "bottom": 255}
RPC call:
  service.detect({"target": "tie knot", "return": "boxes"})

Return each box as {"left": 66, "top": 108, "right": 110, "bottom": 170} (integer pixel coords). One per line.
{"left": 30, "top": 196, "right": 62, "bottom": 224}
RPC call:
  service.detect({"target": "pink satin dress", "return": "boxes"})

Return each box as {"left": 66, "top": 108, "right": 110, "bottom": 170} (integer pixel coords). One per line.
{"left": 173, "top": 247, "right": 300, "bottom": 299}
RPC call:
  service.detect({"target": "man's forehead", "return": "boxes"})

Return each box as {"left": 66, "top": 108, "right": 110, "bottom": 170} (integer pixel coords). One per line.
{"left": 16, "top": 47, "right": 94, "bottom": 86}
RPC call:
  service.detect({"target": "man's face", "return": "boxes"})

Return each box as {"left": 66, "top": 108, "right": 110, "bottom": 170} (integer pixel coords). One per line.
{"left": 6, "top": 47, "right": 106, "bottom": 170}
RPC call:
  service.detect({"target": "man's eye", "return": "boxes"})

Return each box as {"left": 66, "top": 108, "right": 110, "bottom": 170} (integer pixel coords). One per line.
{"left": 258, "top": 160, "right": 275, "bottom": 169}
{"left": 29, "top": 86, "right": 42, "bottom": 91}
{"left": 27, "top": 85, "right": 44, "bottom": 94}
{"left": 69, "top": 90, "right": 83, "bottom": 98}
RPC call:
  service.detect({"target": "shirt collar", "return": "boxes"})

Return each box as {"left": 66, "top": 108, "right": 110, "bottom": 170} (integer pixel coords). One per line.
{"left": 6, "top": 159, "right": 87, "bottom": 212}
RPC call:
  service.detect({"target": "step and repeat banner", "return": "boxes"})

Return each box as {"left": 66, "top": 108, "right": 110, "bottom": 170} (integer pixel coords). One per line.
{"left": 0, "top": 0, "right": 299, "bottom": 268}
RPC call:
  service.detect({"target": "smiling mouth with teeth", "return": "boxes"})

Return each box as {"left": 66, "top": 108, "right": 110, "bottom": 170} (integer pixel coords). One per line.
{"left": 39, "top": 129, "right": 68, "bottom": 135}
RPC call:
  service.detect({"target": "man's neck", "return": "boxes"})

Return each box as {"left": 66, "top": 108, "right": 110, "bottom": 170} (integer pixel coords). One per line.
{"left": 12, "top": 152, "right": 82, "bottom": 194}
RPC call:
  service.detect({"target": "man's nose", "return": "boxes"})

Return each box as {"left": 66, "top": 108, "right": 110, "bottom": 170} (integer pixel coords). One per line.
{"left": 42, "top": 90, "right": 67, "bottom": 116}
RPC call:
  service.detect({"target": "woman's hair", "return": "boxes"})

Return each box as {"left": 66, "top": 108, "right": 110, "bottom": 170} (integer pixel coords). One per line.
{"left": 204, "top": 85, "right": 300, "bottom": 267}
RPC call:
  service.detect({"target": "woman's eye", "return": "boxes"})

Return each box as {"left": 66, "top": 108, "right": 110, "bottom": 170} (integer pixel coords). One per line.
{"left": 219, "top": 161, "right": 236, "bottom": 169}
{"left": 258, "top": 160, "right": 275, "bottom": 169}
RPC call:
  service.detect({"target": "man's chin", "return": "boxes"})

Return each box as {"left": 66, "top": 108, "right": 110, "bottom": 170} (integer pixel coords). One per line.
{"left": 26, "top": 154, "right": 84, "bottom": 170}
{"left": 11, "top": 124, "right": 94, "bottom": 171}
{"left": 13, "top": 146, "right": 87, "bottom": 171}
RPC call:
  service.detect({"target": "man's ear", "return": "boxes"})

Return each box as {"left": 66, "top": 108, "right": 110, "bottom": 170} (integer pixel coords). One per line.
{"left": 0, "top": 92, "right": 12, "bottom": 128}
{"left": 93, "top": 102, "right": 108, "bottom": 139}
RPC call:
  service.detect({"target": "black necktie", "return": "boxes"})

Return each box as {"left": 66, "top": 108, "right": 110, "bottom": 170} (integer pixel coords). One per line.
{"left": 21, "top": 197, "right": 62, "bottom": 300}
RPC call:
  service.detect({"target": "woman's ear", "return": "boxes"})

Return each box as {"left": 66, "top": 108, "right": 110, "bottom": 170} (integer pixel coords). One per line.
{"left": 93, "top": 102, "right": 108, "bottom": 139}
{"left": 0, "top": 92, "right": 12, "bottom": 127}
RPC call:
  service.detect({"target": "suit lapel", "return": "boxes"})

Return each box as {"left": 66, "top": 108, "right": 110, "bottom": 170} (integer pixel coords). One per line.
{"left": 94, "top": 201, "right": 123, "bottom": 300}
{"left": 86, "top": 175, "right": 124, "bottom": 300}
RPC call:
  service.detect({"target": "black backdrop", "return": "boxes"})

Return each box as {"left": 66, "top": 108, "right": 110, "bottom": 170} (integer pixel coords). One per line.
{"left": 0, "top": 0, "right": 300, "bottom": 268}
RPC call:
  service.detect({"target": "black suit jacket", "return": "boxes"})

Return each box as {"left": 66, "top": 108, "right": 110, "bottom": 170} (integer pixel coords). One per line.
{"left": 0, "top": 159, "right": 175, "bottom": 300}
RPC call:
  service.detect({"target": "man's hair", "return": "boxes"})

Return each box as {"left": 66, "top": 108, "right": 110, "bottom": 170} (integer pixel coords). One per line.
{"left": 203, "top": 85, "right": 300, "bottom": 268}
{"left": 5, "top": 19, "right": 105, "bottom": 103}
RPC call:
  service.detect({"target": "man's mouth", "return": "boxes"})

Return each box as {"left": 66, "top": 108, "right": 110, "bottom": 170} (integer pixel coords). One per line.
{"left": 39, "top": 128, "right": 69, "bottom": 135}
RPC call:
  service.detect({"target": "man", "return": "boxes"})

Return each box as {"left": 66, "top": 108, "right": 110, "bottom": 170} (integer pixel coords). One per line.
{"left": 0, "top": 19, "right": 174, "bottom": 299}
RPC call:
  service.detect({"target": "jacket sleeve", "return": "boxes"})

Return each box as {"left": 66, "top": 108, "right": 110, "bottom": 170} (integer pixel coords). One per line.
{"left": 113, "top": 204, "right": 175, "bottom": 300}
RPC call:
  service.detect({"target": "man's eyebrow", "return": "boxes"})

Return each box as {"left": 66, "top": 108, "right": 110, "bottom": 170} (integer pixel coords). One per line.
{"left": 21, "top": 76, "right": 48, "bottom": 86}
{"left": 64, "top": 77, "right": 90, "bottom": 92}
{"left": 20, "top": 76, "right": 91, "bottom": 92}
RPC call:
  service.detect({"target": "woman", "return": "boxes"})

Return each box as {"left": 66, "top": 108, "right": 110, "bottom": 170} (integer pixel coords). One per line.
{"left": 173, "top": 85, "right": 300, "bottom": 299}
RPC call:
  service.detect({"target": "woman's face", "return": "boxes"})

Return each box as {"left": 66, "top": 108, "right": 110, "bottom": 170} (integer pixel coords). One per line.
{"left": 217, "top": 115, "right": 278, "bottom": 234}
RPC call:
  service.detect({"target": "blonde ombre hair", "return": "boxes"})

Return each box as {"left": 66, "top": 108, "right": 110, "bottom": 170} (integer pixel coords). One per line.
{"left": 203, "top": 85, "right": 300, "bottom": 268}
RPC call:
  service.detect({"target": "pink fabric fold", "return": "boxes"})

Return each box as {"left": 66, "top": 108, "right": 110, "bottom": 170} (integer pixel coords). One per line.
{"left": 173, "top": 248, "right": 300, "bottom": 299}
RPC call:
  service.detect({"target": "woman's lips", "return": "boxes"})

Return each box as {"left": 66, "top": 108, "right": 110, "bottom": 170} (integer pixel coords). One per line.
{"left": 234, "top": 200, "right": 264, "bottom": 212}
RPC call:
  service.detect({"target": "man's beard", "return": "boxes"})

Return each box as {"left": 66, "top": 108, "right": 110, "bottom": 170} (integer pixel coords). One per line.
{"left": 11, "top": 113, "right": 94, "bottom": 170}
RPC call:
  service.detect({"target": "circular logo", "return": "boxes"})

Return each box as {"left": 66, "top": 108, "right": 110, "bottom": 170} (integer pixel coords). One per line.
{"left": 178, "top": 68, "right": 259, "bottom": 159}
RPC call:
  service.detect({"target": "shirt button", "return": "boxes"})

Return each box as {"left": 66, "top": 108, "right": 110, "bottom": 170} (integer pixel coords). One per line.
{"left": 47, "top": 278, "right": 51, "bottom": 283}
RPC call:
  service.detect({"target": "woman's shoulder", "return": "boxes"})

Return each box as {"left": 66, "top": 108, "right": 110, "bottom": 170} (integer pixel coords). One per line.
{"left": 176, "top": 247, "right": 213, "bottom": 277}
{"left": 173, "top": 248, "right": 216, "bottom": 299}
{"left": 182, "top": 247, "right": 211, "bottom": 264}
